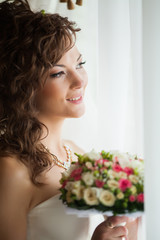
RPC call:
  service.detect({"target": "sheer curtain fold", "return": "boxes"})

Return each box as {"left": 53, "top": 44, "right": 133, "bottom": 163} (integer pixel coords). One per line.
{"left": 98, "top": 0, "right": 143, "bottom": 155}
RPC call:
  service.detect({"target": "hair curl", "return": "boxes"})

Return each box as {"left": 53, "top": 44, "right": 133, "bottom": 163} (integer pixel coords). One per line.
{"left": 0, "top": 0, "right": 80, "bottom": 184}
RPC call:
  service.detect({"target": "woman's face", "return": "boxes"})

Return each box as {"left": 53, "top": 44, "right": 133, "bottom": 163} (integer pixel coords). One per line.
{"left": 36, "top": 45, "right": 88, "bottom": 119}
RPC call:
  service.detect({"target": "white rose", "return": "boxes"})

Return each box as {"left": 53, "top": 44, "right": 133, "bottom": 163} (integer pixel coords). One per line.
{"left": 85, "top": 161, "right": 93, "bottom": 169}
{"left": 82, "top": 172, "right": 94, "bottom": 186}
{"left": 72, "top": 180, "right": 81, "bottom": 189}
{"left": 130, "top": 160, "right": 144, "bottom": 178}
{"left": 117, "top": 192, "right": 124, "bottom": 200}
{"left": 138, "top": 168, "right": 144, "bottom": 179}
{"left": 83, "top": 149, "right": 101, "bottom": 160}
{"left": 72, "top": 186, "right": 84, "bottom": 200}
{"left": 99, "top": 190, "right": 116, "bottom": 207}
{"left": 65, "top": 181, "right": 74, "bottom": 190}
{"left": 83, "top": 188, "right": 99, "bottom": 205}
{"left": 129, "top": 175, "right": 139, "bottom": 184}
{"left": 65, "top": 180, "right": 81, "bottom": 191}
{"left": 104, "top": 161, "right": 112, "bottom": 168}
{"left": 130, "top": 159, "right": 143, "bottom": 169}
{"left": 108, "top": 169, "right": 119, "bottom": 179}
{"left": 91, "top": 187, "right": 102, "bottom": 198}
{"left": 107, "top": 180, "right": 119, "bottom": 190}
{"left": 118, "top": 171, "right": 127, "bottom": 179}
{"left": 130, "top": 185, "right": 137, "bottom": 194}
{"left": 111, "top": 151, "right": 130, "bottom": 168}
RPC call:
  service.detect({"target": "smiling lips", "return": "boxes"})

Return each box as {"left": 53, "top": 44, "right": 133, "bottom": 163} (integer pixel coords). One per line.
{"left": 66, "top": 95, "right": 83, "bottom": 104}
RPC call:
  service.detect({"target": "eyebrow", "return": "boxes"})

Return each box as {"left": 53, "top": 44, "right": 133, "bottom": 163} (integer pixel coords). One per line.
{"left": 53, "top": 54, "right": 82, "bottom": 68}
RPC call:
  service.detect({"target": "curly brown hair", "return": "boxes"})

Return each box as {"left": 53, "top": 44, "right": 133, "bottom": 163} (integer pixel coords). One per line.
{"left": 0, "top": 0, "right": 80, "bottom": 184}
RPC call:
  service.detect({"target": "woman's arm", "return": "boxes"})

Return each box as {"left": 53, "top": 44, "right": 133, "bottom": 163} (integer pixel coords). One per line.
{"left": 0, "top": 157, "right": 33, "bottom": 240}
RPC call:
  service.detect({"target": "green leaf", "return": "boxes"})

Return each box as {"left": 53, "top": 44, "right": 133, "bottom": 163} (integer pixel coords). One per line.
{"left": 40, "top": 9, "right": 45, "bottom": 15}
{"left": 103, "top": 184, "right": 108, "bottom": 189}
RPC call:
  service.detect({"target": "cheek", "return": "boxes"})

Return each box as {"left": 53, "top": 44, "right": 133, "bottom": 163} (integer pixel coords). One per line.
{"left": 41, "top": 83, "right": 61, "bottom": 98}
{"left": 35, "top": 83, "right": 64, "bottom": 110}
{"left": 84, "top": 72, "right": 88, "bottom": 88}
{"left": 42, "top": 84, "right": 60, "bottom": 97}
{"left": 79, "top": 69, "right": 88, "bottom": 88}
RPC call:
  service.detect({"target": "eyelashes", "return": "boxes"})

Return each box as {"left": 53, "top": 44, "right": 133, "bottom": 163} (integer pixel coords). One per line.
{"left": 50, "top": 71, "right": 65, "bottom": 78}
{"left": 50, "top": 61, "right": 86, "bottom": 78}
{"left": 76, "top": 61, "right": 86, "bottom": 69}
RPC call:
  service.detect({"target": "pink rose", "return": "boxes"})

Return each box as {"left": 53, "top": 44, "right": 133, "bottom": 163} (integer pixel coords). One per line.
{"left": 95, "top": 179, "right": 105, "bottom": 188}
{"left": 129, "top": 195, "right": 136, "bottom": 202}
{"left": 137, "top": 193, "right": 144, "bottom": 203}
{"left": 94, "top": 159, "right": 104, "bottom": 166}
{"left": 113, "top": 164, "right": 123, "bottom": 172}
{"left": 114, "top": 156, "right": 119, "bottom": 162}
{"left": 119, "top": 178, "right": 132, "bottom": 192}
{"left": 103, "top": 159, "right": 109, "bottom": 163}
{"left": 123, "top": 167, "right": 134, "bottom": 175}
{"left": 70, "top": 168, "right": 82, "bottom": 181}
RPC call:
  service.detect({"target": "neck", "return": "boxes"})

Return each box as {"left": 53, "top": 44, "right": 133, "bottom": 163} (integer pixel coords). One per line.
{"left": 38, "top": 116, "right": 65, "bottom": 152}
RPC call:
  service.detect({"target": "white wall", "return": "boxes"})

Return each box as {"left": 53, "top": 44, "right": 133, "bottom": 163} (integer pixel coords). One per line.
{"left": 143, "top": 0, "right": 160, "bottom": 239}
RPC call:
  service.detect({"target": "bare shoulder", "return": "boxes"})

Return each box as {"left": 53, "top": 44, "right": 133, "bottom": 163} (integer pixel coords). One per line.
{"left": 64, "top": 139, "right": 85, "bottom": 155}
{"left": 0, "top": 155, "right": 33, "bottom": 209}
{"left": 0, "top": 156, "right": 33, "bottom": 239}
{"left": 0, "top": 155, "right": 32, "bottom": 188}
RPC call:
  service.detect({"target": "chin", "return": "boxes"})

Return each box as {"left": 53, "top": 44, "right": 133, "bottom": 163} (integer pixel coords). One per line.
{"left": 68, "top": 107, "right": 86, "bottom": 118}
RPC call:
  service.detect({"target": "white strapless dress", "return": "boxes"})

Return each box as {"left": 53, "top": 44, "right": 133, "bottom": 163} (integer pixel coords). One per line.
{"left": 27, "top": 194, "right": 145, "bottom": 240}
{"left": 27, "top": 194, "right": 104, "bottom": 240}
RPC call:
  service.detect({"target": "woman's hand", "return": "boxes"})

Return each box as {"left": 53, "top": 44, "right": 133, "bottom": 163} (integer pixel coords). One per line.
{"left": 91, "top": 216, "right": 129, "bottom": 240}
{"left": 125, "top": 217, "right": 139, "bottom": 240}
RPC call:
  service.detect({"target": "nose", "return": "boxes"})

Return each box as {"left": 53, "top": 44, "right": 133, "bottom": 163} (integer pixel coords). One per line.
{"left": 69, "top": 70, "right": 88, "bottom": 89}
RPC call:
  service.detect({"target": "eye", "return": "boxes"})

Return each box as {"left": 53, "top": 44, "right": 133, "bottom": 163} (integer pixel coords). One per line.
{"left": 50, "top": 71, "right": 65, "bottom": 78}
{"left": 76, "top": 61, "right": 86, "bottom": 69}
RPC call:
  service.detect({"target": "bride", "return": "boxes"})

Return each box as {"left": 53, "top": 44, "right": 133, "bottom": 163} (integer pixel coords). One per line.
{"left": 0, "top": 0, "right": 139, "bottom": 239}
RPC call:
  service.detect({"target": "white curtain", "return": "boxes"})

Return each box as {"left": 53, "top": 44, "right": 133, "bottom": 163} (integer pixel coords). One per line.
{"left": 97, "top": 0, "right": 143, "bottom": 156}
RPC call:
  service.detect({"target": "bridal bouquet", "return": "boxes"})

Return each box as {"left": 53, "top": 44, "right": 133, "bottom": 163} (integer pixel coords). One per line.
{"left": 59, "top": 150, "right": 144, "bottom": 216}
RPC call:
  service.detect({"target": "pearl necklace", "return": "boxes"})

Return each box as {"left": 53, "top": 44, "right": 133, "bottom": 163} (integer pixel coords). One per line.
{"left": 45, "top": 144, "right": 72, "bottom": 170}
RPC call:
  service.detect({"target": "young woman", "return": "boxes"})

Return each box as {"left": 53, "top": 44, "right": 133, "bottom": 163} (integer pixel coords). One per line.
{"left": 0, "top": 0, "right": 138, "bottom": 239}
